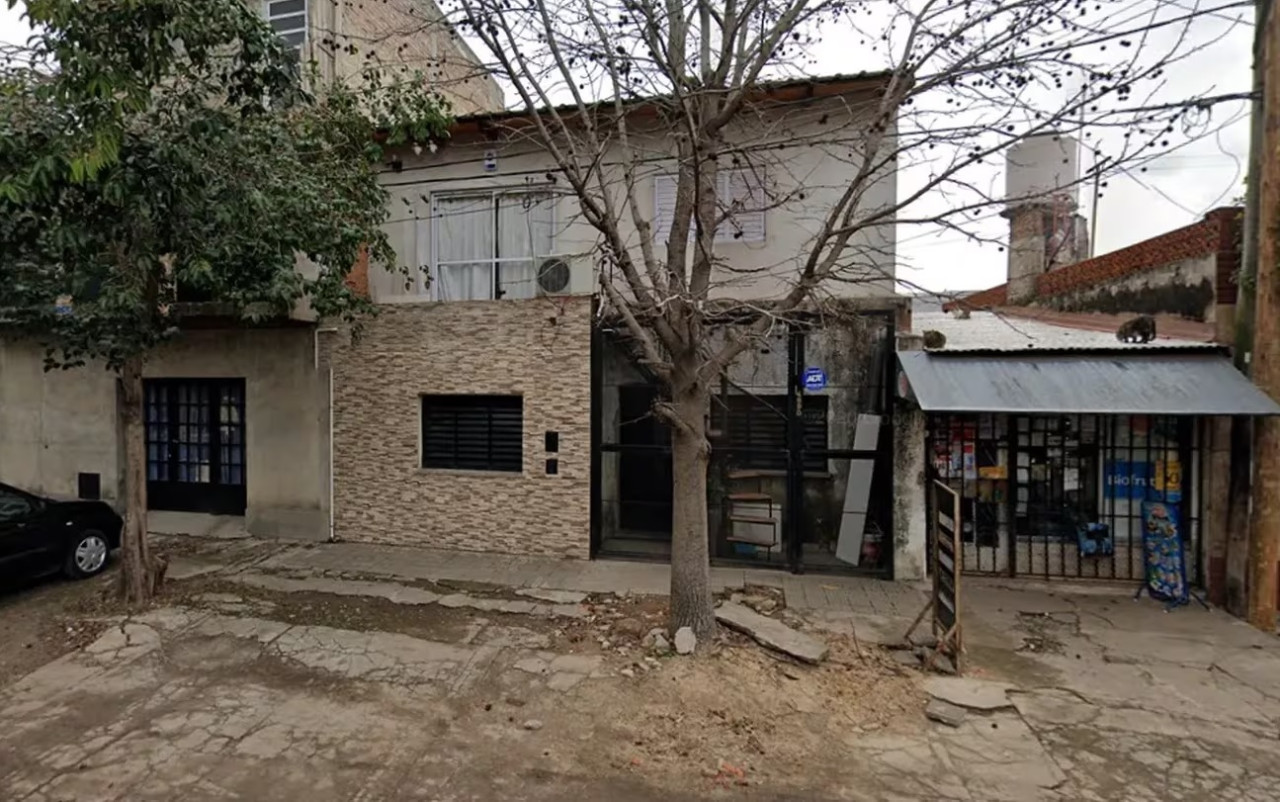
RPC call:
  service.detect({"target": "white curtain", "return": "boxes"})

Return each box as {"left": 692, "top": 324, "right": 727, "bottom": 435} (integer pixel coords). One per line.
{"left": 496, "top": 193, "right": 553, "bottom": 299}
{"left": 435, "top": 195, "right": 493, "bottom": 300}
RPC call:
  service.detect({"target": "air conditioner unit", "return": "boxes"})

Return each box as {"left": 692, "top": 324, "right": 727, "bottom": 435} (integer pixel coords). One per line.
{"left": 535, "top": 256, "right": 574, "bottom": 297}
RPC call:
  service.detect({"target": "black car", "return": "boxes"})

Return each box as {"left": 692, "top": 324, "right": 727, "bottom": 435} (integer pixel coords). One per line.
{"left": 0, "top": 482, "right": 122, "bottom": 582}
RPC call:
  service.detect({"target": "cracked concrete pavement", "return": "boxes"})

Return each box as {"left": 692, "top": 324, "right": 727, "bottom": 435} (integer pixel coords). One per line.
{"left": 0, "top": 602, "right": 613, "bottom": 802}
{"left": 953, "top": 582, "right": 1280, "bottom": 801}
{"left": 3, "top": 537, "right": 1280, "bottom": 801}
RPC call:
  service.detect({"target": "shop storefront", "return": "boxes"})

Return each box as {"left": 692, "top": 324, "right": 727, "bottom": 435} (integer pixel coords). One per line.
{"left": 926, "top": 411, "right": 1195, "bottom": 580}
{"left": 898, "top": 348, "right": 1280, "bottom": 582}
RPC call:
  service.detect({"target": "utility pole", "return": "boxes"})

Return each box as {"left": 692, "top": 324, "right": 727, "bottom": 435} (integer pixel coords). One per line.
{"left": 1248, "top": 0, "right": 1280, "bottom": 631}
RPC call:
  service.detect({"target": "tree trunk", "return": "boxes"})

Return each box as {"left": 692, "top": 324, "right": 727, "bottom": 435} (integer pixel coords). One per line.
{"left": 667, "top": 384, "right": 717, "bottom": 647}
{"left": 1229, "top": 0, "right": 1267, "bottom": 621}
{"left": 1247, "top": 0, "right": 1280, "bottom": 632}
{"left": 120, "top": 354, "right": 158, "bottom": 604}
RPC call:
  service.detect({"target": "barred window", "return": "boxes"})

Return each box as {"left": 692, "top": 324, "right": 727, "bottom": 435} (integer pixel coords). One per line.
{"left": 421, "top": 395, "right": 523, "bottom": 473}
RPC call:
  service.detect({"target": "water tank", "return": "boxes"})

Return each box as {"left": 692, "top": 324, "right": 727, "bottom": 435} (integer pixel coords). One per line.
{"left": 1005, "top": 134, "right": 1080, "bottom": 210}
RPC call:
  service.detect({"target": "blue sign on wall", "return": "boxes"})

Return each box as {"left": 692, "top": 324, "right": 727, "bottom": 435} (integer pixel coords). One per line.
{"left": 802, "top": 367, "right": 827, "bottom": 392}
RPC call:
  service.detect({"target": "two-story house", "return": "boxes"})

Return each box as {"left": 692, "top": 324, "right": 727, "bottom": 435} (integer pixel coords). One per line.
{"left": 3, "top": 60, "right": 908, "bottom": 576}
{"left": 0, "top": 0, "right": 502, "bottom": 540}
{"left": 322, "top": 73, "right": 907, "bottom": 574}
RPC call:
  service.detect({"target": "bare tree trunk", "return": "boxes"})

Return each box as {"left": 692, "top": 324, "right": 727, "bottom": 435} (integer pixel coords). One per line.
{"left": 668, "top": 383, "right": 717, "bottom": 646}
{"left": 120, "top": 354, "right": 158, "bottom": 604}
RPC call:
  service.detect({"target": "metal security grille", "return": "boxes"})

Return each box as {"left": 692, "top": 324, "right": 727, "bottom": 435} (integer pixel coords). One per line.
{"left": 926, "top": 412, "right": 1201, "bottom": 582}
{"left": 724, "top": 394, "right": 828, "bottom": 472}
{"left": 421, "top": 395, "right": 523, "bottom": 472}
{"left": 592, "top": 311, "right": 898, "bottom": 578}
{"left": 145, "top": 379, "right": 246, "bottom": 515}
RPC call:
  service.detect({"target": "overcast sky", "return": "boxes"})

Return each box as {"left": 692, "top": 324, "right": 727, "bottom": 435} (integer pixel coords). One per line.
{"left": 0, "top": 2, "right": 1252, "bottom": 296}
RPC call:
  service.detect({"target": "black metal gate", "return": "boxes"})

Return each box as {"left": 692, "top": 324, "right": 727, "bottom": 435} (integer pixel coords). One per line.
{"left": 145, "top": 378, "right": 247, "bottom": 515}
{"left": 592, "top": 311, "right": 897, "bottom": 576}
{"left": 926, "top": 412, "right": 1201, "bottom": 582}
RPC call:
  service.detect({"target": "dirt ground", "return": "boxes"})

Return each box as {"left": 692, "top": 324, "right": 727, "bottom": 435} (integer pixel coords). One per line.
{"left": 0, "top": 570, "right": 119, "bottom": 684}
{"left": 162, "top": 572, "right": 927, "bottom": 793}
{"left": 0, "top": 535, "right": 281, "bottom": 686}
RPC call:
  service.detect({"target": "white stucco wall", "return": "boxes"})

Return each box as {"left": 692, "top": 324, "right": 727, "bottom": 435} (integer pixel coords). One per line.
{"left": 892, "top": 404, "right": 928, "bottom": 581}
{"left": 369, "top": 89, "right": 899, "bottom": 304}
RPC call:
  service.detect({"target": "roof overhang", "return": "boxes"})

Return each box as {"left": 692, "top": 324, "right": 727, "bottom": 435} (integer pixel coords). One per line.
{"left": 448, "top": 72, "right": 895, "bottom": 138}
{"left": 897, "top": 350, "right": 1280, "bottom": 416}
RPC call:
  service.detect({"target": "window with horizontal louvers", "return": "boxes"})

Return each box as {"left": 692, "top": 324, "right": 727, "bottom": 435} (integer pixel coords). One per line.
{"left": 265, "top": 0, "right": 307, "bottom": 51}
{"left": 421, "top": 395, "right": 523, "bottom": 472}
{"left": 724, "top": 394, "right": 828, "bottom": 472}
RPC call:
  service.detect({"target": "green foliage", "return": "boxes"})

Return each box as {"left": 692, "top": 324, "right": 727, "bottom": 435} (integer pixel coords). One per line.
{"left": 0, "top": 0, "right": 452, "bottom": 370}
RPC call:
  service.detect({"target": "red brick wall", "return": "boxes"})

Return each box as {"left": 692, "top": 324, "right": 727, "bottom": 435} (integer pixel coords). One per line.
{"left": 949, "top": 283, "right": 1007, "bottom": 310}
{"left": 344, "top": 246, "right": 370, "bottom": 298}
{"left": 1036, "top": 211, "right": 1232, "bottom": 298}
{"left": 947, "top": 208, "right": 1241, "bottom": 312}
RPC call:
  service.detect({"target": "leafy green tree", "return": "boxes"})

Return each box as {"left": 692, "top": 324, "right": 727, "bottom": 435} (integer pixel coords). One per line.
{"left": 0, "top": 0, "right": 450, "bottom": 602}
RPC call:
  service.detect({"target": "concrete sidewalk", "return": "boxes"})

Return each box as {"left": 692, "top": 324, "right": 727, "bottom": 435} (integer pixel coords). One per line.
{"left": 253, "top": 540, "right": 926, "bottom": 621}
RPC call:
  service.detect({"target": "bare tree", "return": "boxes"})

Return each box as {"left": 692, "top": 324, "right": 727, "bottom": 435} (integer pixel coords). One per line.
{"left": 434, "top": 0, "right": 1250, "bottom": 642}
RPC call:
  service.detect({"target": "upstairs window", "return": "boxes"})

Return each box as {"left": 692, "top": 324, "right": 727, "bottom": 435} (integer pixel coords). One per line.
{"left": 265, "top": 0, "right": 307, "bottom": 52}
{"left": 653, "top": 168, "right": 767, "bottom": 246}
{"left": 431, "top": 191, "right": 555, "bottom": 301}
{"left": 421, "top": 395, "right": 524, "bottom": 473}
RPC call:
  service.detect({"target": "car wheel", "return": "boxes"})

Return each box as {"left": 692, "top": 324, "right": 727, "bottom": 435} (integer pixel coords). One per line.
{"left": 65, "top": 530, "right": 110, "bottom": 579}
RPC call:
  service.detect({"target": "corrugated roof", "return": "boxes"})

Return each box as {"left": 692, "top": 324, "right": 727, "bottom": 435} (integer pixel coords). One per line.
{"left": 898, "top": 351, "right": 1280, "bottom": 415}
{"left": 912, "top": 310, "right": 1218, "bottom": 353}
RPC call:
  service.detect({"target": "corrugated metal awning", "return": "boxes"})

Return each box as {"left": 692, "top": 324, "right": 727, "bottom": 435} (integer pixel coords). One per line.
{"left": 898, "top": 351, "right": 1280, "bottom": 415}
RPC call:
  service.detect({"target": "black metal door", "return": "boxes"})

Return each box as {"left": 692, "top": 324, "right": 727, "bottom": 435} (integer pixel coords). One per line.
{"left": 617, "top": 385, "right": 673, "bottom": 533}
{"left": 145, "top": 379, "right": 246, "bottom": 515}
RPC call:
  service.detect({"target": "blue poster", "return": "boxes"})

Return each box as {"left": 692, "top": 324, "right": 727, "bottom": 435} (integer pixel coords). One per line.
{"left": 1105, "top": 460, "right": 1182, "bottom": 502}
{"left": 1141, "top": 501, "right": 1188, "bottom": 604}
{"left": 1105, "top": 460, "right": 1149, "bottom": 499}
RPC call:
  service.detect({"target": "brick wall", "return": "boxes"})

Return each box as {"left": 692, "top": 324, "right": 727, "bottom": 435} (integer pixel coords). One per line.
{"left": 330, "top": 297, "right": 592, "bottom": 558}
{"left": 1035, "top": 210, "right": 1232, "bottom": 298}
{"left": 1006, "top": 205, "right": 1050, "bottom": 304}
{"left": 345, "top": 246, "right": 370, "bottom": 297}
{"left": 947, "top": 208, "right": 1241, "bottom": 317}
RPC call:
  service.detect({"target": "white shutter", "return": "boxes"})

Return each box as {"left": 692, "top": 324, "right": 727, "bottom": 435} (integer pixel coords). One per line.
{"left": 654, "top": 169, "right": 766, "bottom": 246}
{"left": 719, "top": 168, "right": 766, "bottom": 244}
{"left": 265, "top": 0, "right": 307, "bottom": 52}
{"left": 652, "top": 173, "right": 678, "bottom": 245}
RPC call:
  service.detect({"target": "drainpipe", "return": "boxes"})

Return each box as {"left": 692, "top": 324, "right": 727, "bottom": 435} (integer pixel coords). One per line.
{"left": 328, "top": 365, "right": 335, "bottom": 542}
{"left": 314, "top": 326, "right": 338, "bottom": 542}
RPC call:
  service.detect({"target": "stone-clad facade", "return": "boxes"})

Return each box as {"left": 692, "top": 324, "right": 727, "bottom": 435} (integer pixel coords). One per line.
{"left": 329, "top": 297, "right": 592, "bottom": 558}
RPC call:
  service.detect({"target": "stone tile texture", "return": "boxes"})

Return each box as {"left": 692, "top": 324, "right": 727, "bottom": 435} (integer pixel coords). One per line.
{"left": 328, "top": 299, "right": 593, "bottom": 559}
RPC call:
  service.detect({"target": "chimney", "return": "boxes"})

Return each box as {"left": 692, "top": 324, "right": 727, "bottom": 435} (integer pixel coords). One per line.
{"left": 1001, "top": 134, "right": 1089, "bottom": 305}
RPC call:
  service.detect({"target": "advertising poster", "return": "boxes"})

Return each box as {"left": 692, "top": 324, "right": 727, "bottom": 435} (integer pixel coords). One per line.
{"left": 1105, "top": 460, "right": 1149, "bottom": 499}
{"left": 1106, "top": 459, "right": 1182, "bottom": 502}
{"left": 1141, "top": 501, "right": 1188, "bottom": 603}
{"left": 1152, "top": 459, "right": 1183, "bottom": 503}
